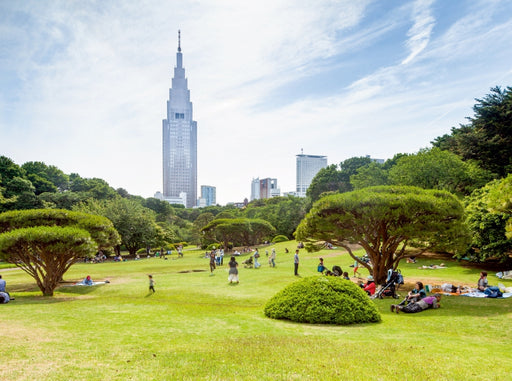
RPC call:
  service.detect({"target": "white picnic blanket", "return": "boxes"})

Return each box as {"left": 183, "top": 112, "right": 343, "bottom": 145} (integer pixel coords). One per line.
{"left": 73, "top": 281, "right": 109, "bottom": 286}
{"left": 460, "top": 291, "right": 512, "bottom": 298}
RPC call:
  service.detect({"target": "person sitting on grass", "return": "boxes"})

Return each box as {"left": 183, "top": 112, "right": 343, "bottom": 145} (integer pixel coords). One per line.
{"left": 83, "top": 275, "right": 93, "bottom": 286}
{"left": 400, "top": 281, "right": 426, "bottom": 305}
{"left": 477, "top": 271, "right": 488, "bottom": 291}
{"left": 360, "top": 275, "right": 376, "bottom": 296}
{"left": 391, "top": 294, "right": 441, "bottom": 314}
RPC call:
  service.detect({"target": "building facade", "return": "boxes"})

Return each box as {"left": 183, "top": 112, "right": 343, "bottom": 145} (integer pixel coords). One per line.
{"left": 200, "top": 185, "right": 216, "bottom": 206}
{"left": 162, "top": 31, "right": 197, "bottom": 208}
{"left": 250, "top": 177, "right": 280, "bottom": 200}
{"left": 296, "top": 153, "right": 327, "bottom": 197}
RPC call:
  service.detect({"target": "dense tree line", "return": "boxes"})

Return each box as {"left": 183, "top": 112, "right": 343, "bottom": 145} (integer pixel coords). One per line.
{"left": 1, "top": 86, "right": 512, "bottom": 264}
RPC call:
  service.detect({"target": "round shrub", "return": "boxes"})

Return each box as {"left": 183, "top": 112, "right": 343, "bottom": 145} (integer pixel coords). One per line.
{"left": 272, "top": 235, "right": 289, "bottom": 243}
{"left": 206, "top": 243, "right": 219, "bottom": 251}
{"left": 264, "top": 276, "right": 381, "bottom": 325}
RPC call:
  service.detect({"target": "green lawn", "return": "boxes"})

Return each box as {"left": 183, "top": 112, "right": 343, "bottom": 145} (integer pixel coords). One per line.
{"left": 2, "top": 242, "right": 512, "bottom": 380}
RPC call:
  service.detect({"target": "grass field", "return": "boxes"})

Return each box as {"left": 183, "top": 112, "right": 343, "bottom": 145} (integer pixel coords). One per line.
{"left": 2, "top": 241, "right": 512, "bottom": 380}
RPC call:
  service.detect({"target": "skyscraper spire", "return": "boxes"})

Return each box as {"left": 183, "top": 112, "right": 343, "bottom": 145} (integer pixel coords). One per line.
{"left": 162, "top": 30, "right": 197, "bottom": 208}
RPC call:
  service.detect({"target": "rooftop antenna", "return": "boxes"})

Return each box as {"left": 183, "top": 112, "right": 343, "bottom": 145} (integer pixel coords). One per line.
{"left": 178, "top": 30, "right": 181, "bottom": 52}
{"left": 301, "top": 148, "right": 303, "bottom": 154}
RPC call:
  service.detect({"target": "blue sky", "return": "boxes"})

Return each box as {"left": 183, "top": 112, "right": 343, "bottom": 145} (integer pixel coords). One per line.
{"left": 1, "top": 0, "right": 512, "bottom": 205}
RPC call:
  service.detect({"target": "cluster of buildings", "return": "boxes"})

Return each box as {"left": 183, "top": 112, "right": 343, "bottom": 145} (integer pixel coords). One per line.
{"left": 155, "top": 32, "right": 375, "bottom": 208}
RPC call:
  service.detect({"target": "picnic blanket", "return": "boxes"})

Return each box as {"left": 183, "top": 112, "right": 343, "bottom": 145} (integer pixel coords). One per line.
{"left": 431, "top": 283, "right": 512, "bottom": 298}
{"left": 460, "top": 291, "right": 512, "bottom": 298}
{"left": 73, "top": 281, "right": 109, "bottom": 286}
{"left": 496, "top": 270, "right": 512, "bottom": 279}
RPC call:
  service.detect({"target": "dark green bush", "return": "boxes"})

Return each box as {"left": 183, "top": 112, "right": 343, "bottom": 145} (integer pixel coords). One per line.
{"left": 264, "top": 276, "right": 381, "bottom": 325}
{"left": 272, "top": 235, "right": 288, "bottom": 243}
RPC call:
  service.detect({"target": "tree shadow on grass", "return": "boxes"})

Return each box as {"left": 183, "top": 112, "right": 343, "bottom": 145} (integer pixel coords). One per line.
{"left": 5, "top": 280, "right": 109, "bottom": 304}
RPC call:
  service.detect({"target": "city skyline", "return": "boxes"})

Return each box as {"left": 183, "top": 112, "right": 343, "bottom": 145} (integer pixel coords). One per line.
{"left": 1, "top": 1, "right": 512, "bottom": 205}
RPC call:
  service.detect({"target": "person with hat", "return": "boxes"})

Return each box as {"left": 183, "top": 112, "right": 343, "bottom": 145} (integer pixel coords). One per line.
{"left": 361, "top": 275, "right": 376, "bottom": 296}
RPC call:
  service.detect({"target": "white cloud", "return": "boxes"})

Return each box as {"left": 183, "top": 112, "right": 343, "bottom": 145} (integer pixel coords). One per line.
{"left": 1, "top": 0, "right": 512, "bottom": 204}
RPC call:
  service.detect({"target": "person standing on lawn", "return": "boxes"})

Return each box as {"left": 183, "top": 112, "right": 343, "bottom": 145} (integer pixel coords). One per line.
{"left": 294, "top": 249, "right": 300, "bottom": 276}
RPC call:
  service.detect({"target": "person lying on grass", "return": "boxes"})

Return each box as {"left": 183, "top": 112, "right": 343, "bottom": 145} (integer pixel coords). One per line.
{"left": 391, "top": 294, "right": 441, "bottom": 314}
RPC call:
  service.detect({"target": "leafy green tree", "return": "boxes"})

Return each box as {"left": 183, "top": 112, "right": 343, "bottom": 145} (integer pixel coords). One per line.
{"left": 0, "top": 209, "right": 120, "bottom": 296}
{"left": 38, "top": 191, "right": 87, "bottom": 210}
{"left": 388, "top": 148, "right": 493, "bottom": 196}
{"left": 1, "top": 177, "right": 44, "bottom": 211}
{"left": 193, "top": 212, "right": 216, "bottom": 247}
{"left": 74, "top": 198, "right": 163, "bottom": 256}
{"left": 244, "top": 195, "right": 307, "bottom": 238}
{"left": 201, "top": 218, "right": 275, "bottom": 250}
{"left": 351, "top": 162, "right": 390, "bottom": 190}
{"left": 432, "top": 86, "right": 512, "bottom": 177}
{"left": 0, "top": 156, "right": 25, "bottom": 187}
{"left": 464, "top": 175, "right": 512, "bottom": 262}
{"left": 69, "top": 174, "right": 118, "bottom": 200}
{"left": 307, "top": 165, "right": 345, "bottom": 202}
{"left": 295, "top": 186, "right": 468, "bottom": 283}
{"left": 0, "top": 226, "right": 95, "bottom": 296}
{"left": 143, "top": 197, "right": 175, "bottom": 222}
{"left": 307, "top": 157, "right": 373, "bottom": 202}
{"left": 21, "top": 161, "right": 69, "bottom": 193}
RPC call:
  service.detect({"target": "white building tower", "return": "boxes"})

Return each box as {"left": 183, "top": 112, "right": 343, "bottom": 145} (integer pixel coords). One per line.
{"left": 296, "top": 151, "right": 327, "bottom": 197}
{"left": 162, "top": 30, "right": 197, "bottom": 208}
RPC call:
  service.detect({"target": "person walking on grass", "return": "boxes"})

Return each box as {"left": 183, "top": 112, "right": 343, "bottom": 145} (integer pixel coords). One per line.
{"left": 269, "top": 248, "right": 276, "bottom": 267}
{"left": 228, "top": 256, "right": 239, "bottom": 283}
{"left": 253, "top": 249, "right": 261, "bottom": 269}
{"left": 209, "top": 250, "right": 216, "bottom": 275}
{"left": 294, "top": 249, "right": 300, "bottom": 276}
{"left": 148, "top": 275, "right": 155, "bottom": 293}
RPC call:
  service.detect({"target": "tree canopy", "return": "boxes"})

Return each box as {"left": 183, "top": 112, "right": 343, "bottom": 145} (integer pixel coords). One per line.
{"left": 73, "top": 198, "right": 170, "bottom": 256}
{"left": 0, "top": 209, "right": 120, "bottom": 296}
{"left": 464, "top": 174, "right": 512, "bottom": 262}
{"left": 388, "top": 148, "right": 494, "bottom": 196}
{"left": 432, "top": 86, "right": 512, "bottom": 178}
{"left": 201, "top": 218, "right": 275, "bottom": 249}
{"left": 307, "top": 157, "right": 373, "bottom": 202}
{"left": 295, "top": 186, "right": 468, "bottom": 283}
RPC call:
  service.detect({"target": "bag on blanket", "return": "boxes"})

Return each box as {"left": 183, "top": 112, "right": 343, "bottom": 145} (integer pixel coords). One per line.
{"left": 484, "top": 286, "right": 503, "bottom": 298}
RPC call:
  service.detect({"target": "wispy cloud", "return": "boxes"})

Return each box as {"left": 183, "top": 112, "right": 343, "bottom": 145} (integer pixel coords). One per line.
{"left": 1, "top": 0, "right": 512, "bottom": 204}
{"left": 401, "top": 0, "right": 435, "bottom": 65}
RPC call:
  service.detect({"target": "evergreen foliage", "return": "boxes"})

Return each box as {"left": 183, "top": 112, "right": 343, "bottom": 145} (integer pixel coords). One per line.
{"left": 0, "top": 209, "right": 119, "bottom": 296}
{"left": 264, "top": 276, "right": 381, "bottom": 325}
{"left": 272, "top": 234, "right": 289, "bottom": 243}
{"left": 296, "top": 186, "right": 468, "bottom": 283}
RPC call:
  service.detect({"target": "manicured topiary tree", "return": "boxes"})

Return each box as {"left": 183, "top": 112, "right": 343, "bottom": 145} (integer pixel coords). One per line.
{"left": 264, "top": 276, "right": 381, "bottom": 325}
{"left": 272, "top": 235, "right": 288, "bottom": 243}
{"left": 0, "top": 209, "right": 120, "bottom": 296}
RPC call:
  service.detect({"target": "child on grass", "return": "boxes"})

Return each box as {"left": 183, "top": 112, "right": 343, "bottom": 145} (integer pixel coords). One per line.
{"left": 148, "top": 275, "right": 155, "bottom": 293}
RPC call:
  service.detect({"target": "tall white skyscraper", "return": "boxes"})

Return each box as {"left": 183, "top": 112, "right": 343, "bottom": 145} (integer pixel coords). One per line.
{"left": 296, "top": 152, "right": 327, "bottom": 197}
{"left": 162, "top": 31, "right": 197, "bottom": 208}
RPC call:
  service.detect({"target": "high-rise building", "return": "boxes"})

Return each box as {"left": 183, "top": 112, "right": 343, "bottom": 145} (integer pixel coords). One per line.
{"left": 250, "top": 178, "right": 260, "bottom": 201}
{"left": 200, "top": 185, "right": 216, "bottom": 206}
{"left": 250, "top": 177, "right": 280, "bottom": 200}
{"left": 296, "top": 152, "right": 327, "bottom": 197}
{"left": 260, "top": 178, "right": 280, "bottom": 199}
{"left": 162, "top": 31, "right": 197, "bottom": 208}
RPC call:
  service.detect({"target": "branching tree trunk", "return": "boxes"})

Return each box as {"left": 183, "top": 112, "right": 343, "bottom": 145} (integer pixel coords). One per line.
{"left": 296, "top": 186, "right": 468, "bottom": 284}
